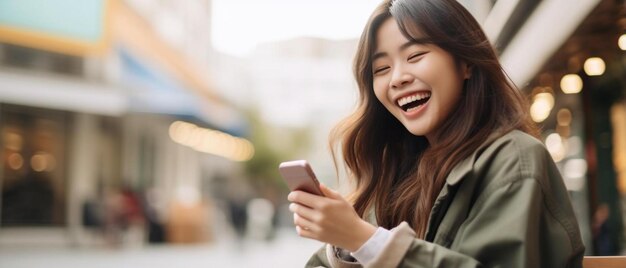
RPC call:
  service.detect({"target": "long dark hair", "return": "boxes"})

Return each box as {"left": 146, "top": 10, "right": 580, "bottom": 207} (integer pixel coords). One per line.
{"left": 330, "top": 0, "right": 538, "bottom": 238}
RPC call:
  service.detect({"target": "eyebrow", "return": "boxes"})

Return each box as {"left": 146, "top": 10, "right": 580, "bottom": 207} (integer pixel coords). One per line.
{"left": 372, "top": 38, "right": 431, "bottom": 61}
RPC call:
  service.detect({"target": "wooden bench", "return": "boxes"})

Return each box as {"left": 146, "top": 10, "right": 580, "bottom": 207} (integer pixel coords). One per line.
{"left": 583, "top": 256, "right": 626, "bottom": 268}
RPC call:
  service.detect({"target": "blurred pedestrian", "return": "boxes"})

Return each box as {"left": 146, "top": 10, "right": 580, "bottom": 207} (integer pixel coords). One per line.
{"left": 287, "top": 0, "right": 584, "bottom": 267}
{"left": 228, "top": 198, "right": 248, "bottom": 239}
{"left": 592, "top": 203, "right": 617, "bottom": 255}
{"left": 143, "top": 187, "right": 166, "bottom": 243}
{"left": 246, "top": 198, "right": 275, "bottom": 241}
{"left": 119, "top": 186, "right": 145, "bottom": 247}
{"left": 102, "top": 188, "right": 125, "bottom": 246}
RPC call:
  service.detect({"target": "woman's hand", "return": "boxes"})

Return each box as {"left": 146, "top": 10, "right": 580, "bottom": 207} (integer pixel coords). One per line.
{"left": 287, "top": 184, "right": 376, "bottom": 252}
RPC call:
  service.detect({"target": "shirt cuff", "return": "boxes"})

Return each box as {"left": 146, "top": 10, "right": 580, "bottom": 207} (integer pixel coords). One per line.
{"left": 349, "top": 227, "right": 391, "bottom": 265}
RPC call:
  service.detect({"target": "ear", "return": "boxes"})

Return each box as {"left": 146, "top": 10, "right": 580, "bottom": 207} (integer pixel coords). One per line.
{"left": 462, "top": 62, "right": 473, "bottom": 80}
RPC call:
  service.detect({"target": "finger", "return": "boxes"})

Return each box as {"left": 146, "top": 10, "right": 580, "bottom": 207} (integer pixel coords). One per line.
{"left": 319, "top": 184, "right": 342, "bottom": 200}
{"left": 288, "top": 190, "right": 325, "bottom": 209}
{"left": 295, "top": 225, "right": 316, "bottom": 239}
{"left": 293, "top": 213, "right": 317, "bottom": 232}
{"left": 289, "top": 202, "right": 317, "bottom": 221}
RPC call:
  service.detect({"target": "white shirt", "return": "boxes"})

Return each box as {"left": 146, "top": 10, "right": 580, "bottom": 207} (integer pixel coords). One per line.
{"left": 350, "top": 227, "right": 392, "bottom": 264}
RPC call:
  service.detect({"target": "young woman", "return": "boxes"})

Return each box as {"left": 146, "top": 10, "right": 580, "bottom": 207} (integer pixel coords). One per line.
{"left": 287, "top": 0, "right": 585, "bottom": 267}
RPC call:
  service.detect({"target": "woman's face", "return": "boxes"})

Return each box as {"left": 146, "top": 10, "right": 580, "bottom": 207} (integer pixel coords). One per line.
{"left": 372, "top": 18, "right": 470, "bottom": 142}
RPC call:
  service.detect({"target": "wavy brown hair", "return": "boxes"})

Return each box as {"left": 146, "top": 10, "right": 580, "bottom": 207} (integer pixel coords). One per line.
{"left": 330, "top": 0, "right": 539, "bottom": 238}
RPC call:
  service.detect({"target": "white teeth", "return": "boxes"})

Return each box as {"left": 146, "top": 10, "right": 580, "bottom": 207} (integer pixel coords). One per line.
{"left": 397, "top": 92, "right": 431, "bottom": 106}
{"left": 407, "top": 106, "right": 421, "bottom": 112}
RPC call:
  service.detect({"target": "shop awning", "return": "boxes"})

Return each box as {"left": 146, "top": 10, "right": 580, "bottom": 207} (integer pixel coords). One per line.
{"left": 119, "top": 48, "right": 248, "bottom": 137}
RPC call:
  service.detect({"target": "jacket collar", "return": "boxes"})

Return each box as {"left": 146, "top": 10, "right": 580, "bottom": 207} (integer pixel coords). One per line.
{"left": 445, "top": 131, "right": 508, "bottom": 186}
{"left": 446, "top": 155, "right": 474, "bottom": 186}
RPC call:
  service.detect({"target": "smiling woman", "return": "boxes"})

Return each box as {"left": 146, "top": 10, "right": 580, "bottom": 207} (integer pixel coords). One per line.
{"left": 371, "top": 18, "right": 470, "bottom": 141}
{"left": 284, "top": 0, "right": 586, "bottom": 267}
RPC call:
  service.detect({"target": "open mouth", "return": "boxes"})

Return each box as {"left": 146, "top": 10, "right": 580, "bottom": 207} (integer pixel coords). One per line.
{"left": 397, "top": 92, "right": 431, "bottom": 112}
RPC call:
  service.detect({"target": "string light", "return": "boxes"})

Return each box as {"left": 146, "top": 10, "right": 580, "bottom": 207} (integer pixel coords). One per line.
{"left": 168, "top": 121, "right": 255, "bottom": 161}
{"left": 560, "top": 74, "right": 582, "bottom": 94}
{"left": 530, "top": 93, "right": 554, "bottom": 122}
{"left": 583, "top": 57, "right": 605, "bottom": 76}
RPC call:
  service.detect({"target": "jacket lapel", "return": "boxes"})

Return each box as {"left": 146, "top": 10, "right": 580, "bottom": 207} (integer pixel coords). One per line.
{"left": 424, "top": 151, "right": 475, "bottom": 242}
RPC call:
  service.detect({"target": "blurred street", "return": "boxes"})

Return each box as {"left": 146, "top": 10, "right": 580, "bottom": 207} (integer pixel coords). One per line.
{"left": 0, "top": 227, "right": 323, "bottom": 268}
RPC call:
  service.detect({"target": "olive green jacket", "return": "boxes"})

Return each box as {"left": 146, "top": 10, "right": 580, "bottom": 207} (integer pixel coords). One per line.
{"left": 305, "top": 130, "right": 584, "bottom": 268}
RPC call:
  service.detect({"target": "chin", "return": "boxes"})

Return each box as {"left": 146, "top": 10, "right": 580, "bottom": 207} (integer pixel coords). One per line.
{"left": 403, "top": 125, "right": 428, "bottom": 137}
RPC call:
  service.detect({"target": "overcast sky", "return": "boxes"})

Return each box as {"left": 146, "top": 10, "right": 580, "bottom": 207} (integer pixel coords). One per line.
{"left": 211, "top": 0, "right": 382, "bottom": 57}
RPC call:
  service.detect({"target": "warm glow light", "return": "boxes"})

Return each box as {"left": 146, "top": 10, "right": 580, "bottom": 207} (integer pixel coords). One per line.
{"left": 534, "top": 93, "right": 554, "bottom": 108}
{"left": 530, "top": 101, "right": 551, "bottom": 123}
{"left": 168, "top": 121, "right": 255, "bottom": 161}
{"left": 7, "top": 153, "right": 24, "bottom": 170}
{"left": 31, "top": 153, "right": 47, "bottom": 172}
{"left": 545, "top": 133, "right": 562, "bottom": 152}
{"left": 4, "top": 132, "right": 23, "bottom": 151}
{"left": 546, "top": 133, "right": 565, "bottom": 162}
{"left": 30, "top": 152, "right": 55, "bottom": 172}
{"left": 619, "top": 34, "right": 626, "bottom": 51}
{"left": 530, "top": 93, "right": 554, "bottom": 123}
{"left": 168, "top": 121, "right": 186, "bottom": 143}
{"left": 560, "top": 74, "right": 583, "bottom": 94}
{"left": 557, "top": 109, "right": 572, "bottom": 126}
{"left": 583, "top": 57, "right": 605, "bottom": 76}
{"left": 563, "top": 158, "right": 587, "bottom": 191}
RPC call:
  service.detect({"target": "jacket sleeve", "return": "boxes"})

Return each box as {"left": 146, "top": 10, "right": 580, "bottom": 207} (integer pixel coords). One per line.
{"left": 306, "top": 177, "right": 582, "bottom": 268}
{"left": 303, "top": 221, "right": 481, "bottom": 268}
{"left": 305, "top": 245, "right": 331, "bottom": 268}
{"left": 305, "top": 244, "right": 362, "bottom": 268}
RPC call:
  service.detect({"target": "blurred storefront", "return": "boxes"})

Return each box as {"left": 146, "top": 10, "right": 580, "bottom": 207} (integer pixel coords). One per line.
{"left": 0, "top": 0, "right": 250, "bottom": 247}
{"left": 464, "top": 0, "right": 625, "bottom": 256}
{"left": 520, "top": 0, "right": 626, "bottom": 255}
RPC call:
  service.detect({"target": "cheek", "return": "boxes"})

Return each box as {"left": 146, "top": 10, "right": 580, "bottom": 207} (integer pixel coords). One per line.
{"left": 372, "top": 80, "right": 388, "bottom": 104}
{"left": 420, "top": 60, "right": 463, "bottom": 100}
{"left": 415, "top": 59, "right": 440, "bottom": 82}
{"left": 435, "top": 83, "right": 463, "bottom": 117}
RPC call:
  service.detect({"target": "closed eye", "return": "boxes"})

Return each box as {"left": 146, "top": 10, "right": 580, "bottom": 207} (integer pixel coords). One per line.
{"left": 373, "top": 66, "right": 390, "bottom": 75}
{"left": 408, "top": 52, "right": 427, "bottom": 61}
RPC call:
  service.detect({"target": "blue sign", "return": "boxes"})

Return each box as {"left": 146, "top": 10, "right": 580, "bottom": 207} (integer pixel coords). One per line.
{"left": 0, "top": 0, "right": 105, "bottom": 42}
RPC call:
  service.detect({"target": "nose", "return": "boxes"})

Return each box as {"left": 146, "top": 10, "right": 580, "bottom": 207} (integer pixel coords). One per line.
{"left": 390, "top": 67, "right": 414, "bottom": 89}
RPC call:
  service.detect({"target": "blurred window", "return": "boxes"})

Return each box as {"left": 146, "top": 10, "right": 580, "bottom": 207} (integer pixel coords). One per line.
{"left": 0, "top": 104, "right": 69, "bottom": 226}
{"left": 0, "top": 43, "right": 83, "bottom": 76}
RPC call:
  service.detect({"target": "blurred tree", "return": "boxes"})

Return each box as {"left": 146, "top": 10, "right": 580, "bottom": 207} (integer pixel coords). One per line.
{"left": 242, "top": 108, "right": 312, "bottom": 196}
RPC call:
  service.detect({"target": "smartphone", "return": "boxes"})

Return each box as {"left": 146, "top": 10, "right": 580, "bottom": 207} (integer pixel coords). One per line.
{"left": 279, "top": 160, "right": 325, "bottom": 196}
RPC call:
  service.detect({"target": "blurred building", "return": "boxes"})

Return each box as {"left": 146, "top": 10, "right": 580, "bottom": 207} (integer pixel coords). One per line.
{"left": 210, "top": 37, "right": 360, "bottom": 187}
{"left": 513, "top": 0, "right": 625, "bottom": 256}
{"left": 0, "top": 0, "right": 250, "bottom": 246}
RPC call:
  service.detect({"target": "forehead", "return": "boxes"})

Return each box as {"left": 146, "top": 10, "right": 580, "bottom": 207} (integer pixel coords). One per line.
{"left": 374, "top": 18, "right": 428, "bottom": 52}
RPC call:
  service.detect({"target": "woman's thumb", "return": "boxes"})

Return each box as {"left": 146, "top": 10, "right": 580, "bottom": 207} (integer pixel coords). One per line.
{"left": 319, "top": 183, "right": 341, "bottom": 199}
